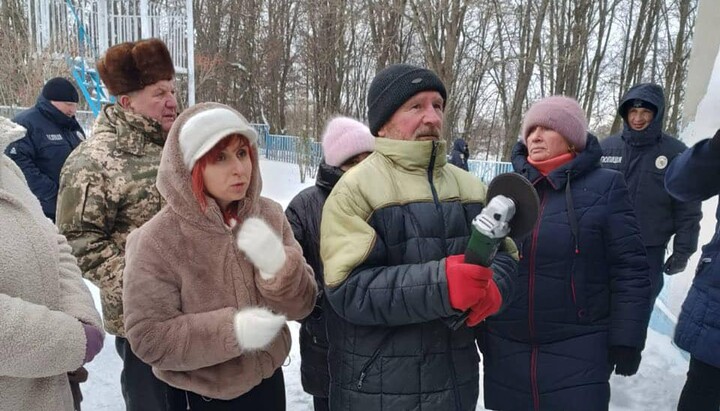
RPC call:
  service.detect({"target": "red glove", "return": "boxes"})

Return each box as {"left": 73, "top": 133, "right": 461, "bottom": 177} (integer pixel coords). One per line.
{"left": 445, "top": 254, "right": 493, "bottom": 311}
{"left": 466, "top": 280, "right": 502, "bottom": 326}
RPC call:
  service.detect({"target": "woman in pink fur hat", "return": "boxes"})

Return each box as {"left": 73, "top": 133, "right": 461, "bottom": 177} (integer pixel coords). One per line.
{"left": 285, "top": 115, "right": 374, "bottom": 411}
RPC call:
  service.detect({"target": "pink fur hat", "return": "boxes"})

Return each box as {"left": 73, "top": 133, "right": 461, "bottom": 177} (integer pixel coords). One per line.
{"left": 521, "top": 96, "right": 589, "bottom": 152}
{"left": 322, "top": 116, "right": 375, "bottom": 167}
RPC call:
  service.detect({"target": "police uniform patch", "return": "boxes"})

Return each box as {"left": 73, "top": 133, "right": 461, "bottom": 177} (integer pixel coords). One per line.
{"left": 655, "top": 155, "right": 668, "bottom": 170}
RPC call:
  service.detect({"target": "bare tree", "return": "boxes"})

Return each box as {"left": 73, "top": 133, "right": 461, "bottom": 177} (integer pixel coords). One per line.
{"left": 367, "top": 0, "right": 409, "bottom": 70}
{"left": 260, "top": 0, "right": 300, "bottom": 133}
{"left": 409, "top": 0, "right": 472, "bottom": 142}
{"left": 499, "top": 0, "right": 550, "bottom": 160}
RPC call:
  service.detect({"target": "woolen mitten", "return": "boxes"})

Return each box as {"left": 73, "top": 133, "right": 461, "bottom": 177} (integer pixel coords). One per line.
{"left": 82, "top": 323, "right": 104, "bottom": 364}
{"left": 236, "top": 217, "right": 287, "bottom": 280}
{"left": 445, "top": 254, "right": 493, "bottom": 311}
{"left": 663, "top": 253, "right": 689, "bottom": 275}
{"left": 466, "top": 280, "right": 503, "bottom": 326}
{"left": 233, "top": 307, "right": 287, "bottom": 351}
{"left": 609, "top": 345, "right": 642, "bottom": 376}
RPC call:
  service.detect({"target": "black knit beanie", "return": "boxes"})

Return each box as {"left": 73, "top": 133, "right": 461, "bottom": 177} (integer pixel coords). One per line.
{"left": 41, "top": 77, "right": 79, "bottom": 103}
{"left": 367, "top": 64, "right": 447, "bottom": 135}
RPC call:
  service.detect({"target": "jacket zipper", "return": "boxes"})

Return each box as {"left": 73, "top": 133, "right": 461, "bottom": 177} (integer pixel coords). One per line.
{"left": 432, "top": 141, "right": 461, "bottom": 408}
{"left": 356, "top": 329, "right": 397, "bottom": 390}
{"left": 428, "top": 141, "right": 441, "bottom": 210}
{"left": 528, "top": 191, "right": 547, "bottom": 411}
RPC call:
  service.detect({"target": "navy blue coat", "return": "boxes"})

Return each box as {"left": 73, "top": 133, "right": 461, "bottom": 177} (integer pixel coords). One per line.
{"left": 285, "top": 161, "right": 343, "bottom": 398}
{"left": 481, "top": 135, "right": 652, "bottom": 411}
{"left": 449, "top": 138, "right": 469, "bottom": 171}
{"left": 665, "top": 138, "right": 720, "bottom": 368}
{"left": 4, "top": 96, "right": 85, "bottom": 220}
{"left": 600, "top": 83, "right": 701, "bottom": 256}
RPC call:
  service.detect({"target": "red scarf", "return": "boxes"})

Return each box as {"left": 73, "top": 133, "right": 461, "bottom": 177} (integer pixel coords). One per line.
{"left": 527, "top": 152, "right": 575, "bottom": 176}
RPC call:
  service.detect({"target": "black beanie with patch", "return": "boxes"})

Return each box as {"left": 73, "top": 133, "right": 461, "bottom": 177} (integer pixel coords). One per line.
{"left": 367, "top": 64, "right": 447, "bottom": 136}
{"left": 41, "top": 77, "right": 79, "bottom": 103}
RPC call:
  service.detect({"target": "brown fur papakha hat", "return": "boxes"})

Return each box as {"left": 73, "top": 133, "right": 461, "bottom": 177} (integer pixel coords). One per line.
{"left": 97, "top": 38, "right": 175, "bottom": 96}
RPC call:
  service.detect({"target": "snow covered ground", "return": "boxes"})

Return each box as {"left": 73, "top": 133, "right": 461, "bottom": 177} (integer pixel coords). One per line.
{"left": 82, "top": 158, "right": 690, "bottom": 410}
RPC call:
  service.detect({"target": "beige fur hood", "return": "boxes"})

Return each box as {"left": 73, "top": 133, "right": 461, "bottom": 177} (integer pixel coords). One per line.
{"left": 123, "top": 103, "right": 316, "bottom": 399}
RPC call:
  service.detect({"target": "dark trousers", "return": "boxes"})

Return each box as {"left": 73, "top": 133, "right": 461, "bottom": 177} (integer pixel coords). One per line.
{"left": 645, "top": 245, "right": 666, "bottom": 305}
{"left": 165, "top": 368, "right": 286, "bottom": 410}
{"left": 115, "top": 337, "right": 167, "bottom": 411}
{"left": 313, "top": 396, "right": 330, "bottom": 411}
{"left": 677, "top": 357, "right": 720, "bottom": 411}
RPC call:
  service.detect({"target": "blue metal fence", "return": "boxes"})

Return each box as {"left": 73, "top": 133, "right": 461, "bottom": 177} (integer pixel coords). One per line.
{"left": 468, "top": 160, "right": 515, "bottom": 183}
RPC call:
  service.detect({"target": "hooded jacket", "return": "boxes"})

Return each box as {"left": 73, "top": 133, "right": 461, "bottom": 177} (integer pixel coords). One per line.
{"left": 482, "top": 135, "right": 651, "bottom": 411}
{"left": 56, "top": 104, "right": 166, "bottom": 336}
{"left": 285, "top": 161, "right": 343, "bottom": 398}
{"left": 449, "top": 138, "right": 469, "bottom": 171}
{"left": 122, "top": 102, "right": 317, "bottom": 400}
{"left": 600, "top": 83, "right": 701, "bottom": 257}
{"left": 665, "top": 138, "right": 720, "bottom": 369}
{"left": 4, "top": 96, "right": 85, "bottom": 220}
{"left": 0, "top": 118, "right": 104, "bottom": 411}
{"left": 320, "top": 137, "right": 518, "bottom": 411}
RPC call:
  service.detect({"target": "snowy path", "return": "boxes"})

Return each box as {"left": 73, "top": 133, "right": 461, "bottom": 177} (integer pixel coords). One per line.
{"left": 82, "top": 159, "right": 689, "bottom": 410}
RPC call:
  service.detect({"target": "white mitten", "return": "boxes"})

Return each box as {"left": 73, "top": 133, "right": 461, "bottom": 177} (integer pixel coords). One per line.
{"left": 233, "top": 307, "right": 286, "bottom": 351}
{"left": 236, "top": 217, "right": 286, "bottom": 280}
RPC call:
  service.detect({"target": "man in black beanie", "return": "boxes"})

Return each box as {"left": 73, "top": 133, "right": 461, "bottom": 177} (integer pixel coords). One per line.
{"left": 320, "top": 63, "right": 518, "bottom": 410}
{"left": 4, "top": 77, "right": 85, "bottom": 221}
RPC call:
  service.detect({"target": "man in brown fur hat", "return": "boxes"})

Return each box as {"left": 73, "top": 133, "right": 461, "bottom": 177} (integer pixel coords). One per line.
{"left": 56, "top": 38, "right": 178, "bottom": 411}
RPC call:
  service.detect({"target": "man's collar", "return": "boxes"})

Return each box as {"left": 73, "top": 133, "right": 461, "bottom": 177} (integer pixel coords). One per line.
{"left": 375, "top": 137, "right": 447, "bottom": 171}
{"left": 112, "top": 104, "right": 165, "bottom": 155}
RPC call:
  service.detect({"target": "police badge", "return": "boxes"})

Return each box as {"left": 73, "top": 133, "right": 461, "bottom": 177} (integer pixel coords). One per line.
{"left": 655, "top": 155, "right": 668, "bottom": 170}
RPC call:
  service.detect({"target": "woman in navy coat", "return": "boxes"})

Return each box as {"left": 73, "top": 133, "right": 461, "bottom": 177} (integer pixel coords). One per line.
{"left": 481, "top": 96, "right": 652, "bottom": 411}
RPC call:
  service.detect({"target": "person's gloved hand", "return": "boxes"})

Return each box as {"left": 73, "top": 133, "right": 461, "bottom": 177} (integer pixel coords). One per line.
{"left": 445, "top": 254, "right": 493, "bottom": 311}
{"left": 233, "top": 307, "right": 287, "bottom": 351}
{"left": 663, "top": 253, "right": 689, "bottom": 275}
{"left": 609, "top": 345, "right": 642, "bottom": 376}
{"left": 68, "top": 366, "right": 89, "bottom": 383}
{"left": 82, "top": 323, "right": 104, "bottom": 364}
{"left": 236, "top": 218, "right": 286, "bottom": 280}
{"left": 68, "top": 367, "right": 87, "bottom": 411}
{"left": 466, "top": 280, "right": 502, "bottom": 326}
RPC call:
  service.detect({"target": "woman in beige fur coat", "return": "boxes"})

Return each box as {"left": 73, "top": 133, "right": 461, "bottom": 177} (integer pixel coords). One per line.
{"left": 0, "top": 116, "right": 104, "bottom": 411}
{"left": 123, "top": 102, "right": 317, "bottom": 410}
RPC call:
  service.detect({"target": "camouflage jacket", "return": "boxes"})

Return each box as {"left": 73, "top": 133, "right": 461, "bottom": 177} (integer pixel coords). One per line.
{"left": 56, "top": 104, "right": 166, "bottom": 336}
